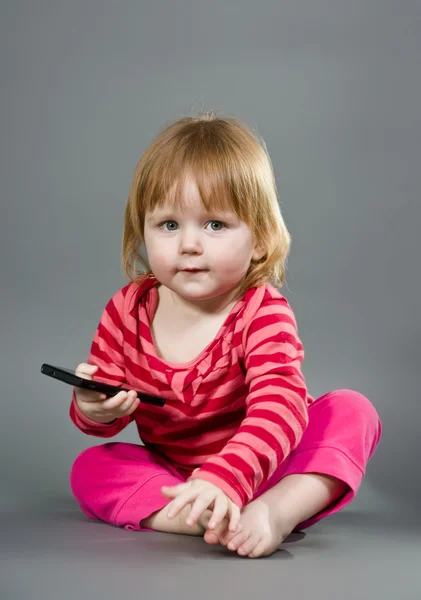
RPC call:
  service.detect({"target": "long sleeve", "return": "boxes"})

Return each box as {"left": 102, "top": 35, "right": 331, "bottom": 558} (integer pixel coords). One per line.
{"left": 188, "top": 294, "right": 309, "bottom": 507}
{"left": 70, "top": 286, "right": 134, "bottom": 437}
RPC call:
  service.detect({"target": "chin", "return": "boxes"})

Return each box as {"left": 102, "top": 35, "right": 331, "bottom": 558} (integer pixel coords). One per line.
{"left": 178, "top": 290, "right": 215, "bottom": 301}
{"left": 171, "top": 284, "right": 218, "bottom": 300}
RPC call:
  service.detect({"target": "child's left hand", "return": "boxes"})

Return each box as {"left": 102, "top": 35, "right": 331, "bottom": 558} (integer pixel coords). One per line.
{"left": 161, "top": 479, "right": 241, "bottom": 533}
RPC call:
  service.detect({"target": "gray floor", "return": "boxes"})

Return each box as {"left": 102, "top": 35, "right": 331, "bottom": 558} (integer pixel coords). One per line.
{"left": 2, "top": 490, "right": 420, "bottom": 600}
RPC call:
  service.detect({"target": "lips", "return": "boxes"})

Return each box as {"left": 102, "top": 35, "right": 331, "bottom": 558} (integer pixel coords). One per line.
{"left": 180, "top": 268, "right": 207, "bottom": 272}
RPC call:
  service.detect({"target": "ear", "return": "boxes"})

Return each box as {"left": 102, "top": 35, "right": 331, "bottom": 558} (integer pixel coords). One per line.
{"left": 252, "top": 243, "right": 266, "bottom": 262}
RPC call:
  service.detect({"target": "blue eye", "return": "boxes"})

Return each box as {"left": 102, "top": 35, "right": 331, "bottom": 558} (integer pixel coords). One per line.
{"left": 162, "top": 220, "right": 178, "bottom": 231}
{"left": 206, "top": 220, "right": 225, "bottom": 231}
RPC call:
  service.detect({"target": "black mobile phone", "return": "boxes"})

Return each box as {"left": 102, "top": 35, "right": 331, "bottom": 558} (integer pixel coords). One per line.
{"left": 41, "top": 363, "right": 165, "bottom": 407}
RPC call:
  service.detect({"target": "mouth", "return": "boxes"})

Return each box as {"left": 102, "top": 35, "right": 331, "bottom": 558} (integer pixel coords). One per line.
{"left": 180, "top": 268, "right": 207, "bottom": 273}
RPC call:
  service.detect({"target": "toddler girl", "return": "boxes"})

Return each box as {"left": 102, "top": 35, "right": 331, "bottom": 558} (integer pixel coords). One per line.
{"left": 70, "top": 110, "right": 382, "bottom": 558}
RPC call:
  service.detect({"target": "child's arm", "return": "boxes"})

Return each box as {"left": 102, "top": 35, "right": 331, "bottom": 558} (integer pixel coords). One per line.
{"left": 70, "top": 286, "right": 134, "bottom": 437}
{"left": 189, "top": 293, "right": 309, "bottom": 508}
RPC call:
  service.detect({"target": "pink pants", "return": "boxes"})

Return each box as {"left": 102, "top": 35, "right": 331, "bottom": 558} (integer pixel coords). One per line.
{"left": 70, "top": 389, "right": 382, "bottom": 532}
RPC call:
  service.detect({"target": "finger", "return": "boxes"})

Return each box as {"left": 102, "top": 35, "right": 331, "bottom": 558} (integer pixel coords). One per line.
{"left": 74, "top": 385, "right": 106, "bottom": 403}
{"left": 118, "top": 392, "right": 138, "bottom": 413}
{"left": 126, "top": 396, "right": 140, "bottom": 415}
{"left": 85, "top": 392, "right": 107, "bottom": 403}
{"left": 161, "top": 482, "right": 191, "bottom": 499}
{"left": 122, "top": 395, "right": 139, "bottom": 415}
{"left": 75, "top": 363, "right": 98, "bottom": 378}
{"left": 76, "top": 362, "right": 97, "bottom": 371}
{"left": 237, "top": 535, "right": 259, "bottom": 557}
{"left": 100, "top": 391, "right": 127, "bottom": 409}
{"left": 102, "top": 390, "right": 133, "bottom": 410}
{"left": 228, "top": 504, "right": 242, "bottom": 533}
{"left": 207, "top": 496, "right": 228, "bottom": 530}
{"left": 186, "top": 494, "right": 215, "bottom": 527}
{"left": 166, "top": 489, "right": 199, "bottom": 519}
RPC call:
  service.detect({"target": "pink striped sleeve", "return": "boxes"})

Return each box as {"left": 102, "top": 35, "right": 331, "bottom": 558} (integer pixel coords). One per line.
{"left": 189, "top": 294, "right": 309, "bottom": 507}
{"left": 69, "top": 286, "right": 133, "bottom": 437}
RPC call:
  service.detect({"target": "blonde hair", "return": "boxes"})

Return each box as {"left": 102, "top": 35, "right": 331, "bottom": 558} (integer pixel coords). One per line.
{"left": 122, "top": 110, "right": 291, "bottom": 297}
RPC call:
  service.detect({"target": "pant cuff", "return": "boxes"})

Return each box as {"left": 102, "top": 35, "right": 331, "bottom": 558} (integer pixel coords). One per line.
{"left": 280, "top": 445, "right": 365, "bottom": 530}
{"left": 111, "top": 473, "right": 180, "bottom": 532}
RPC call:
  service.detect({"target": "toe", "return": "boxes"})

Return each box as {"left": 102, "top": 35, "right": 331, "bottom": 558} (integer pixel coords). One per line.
{"left": 220, "top": 524, "right": 241, "bottom": 546}
{"left": 237, "top": 535, "right": 259, "bottom": 557}
{"left": 204, "top": 530, "right": 220, "bottom": 545}
{"left": 249, "top": 536, "right": 280, "bottom": 558}
{"left": 227, "top": 530, "right": 248, "bottom": 552}
{"left": 203, "top": 518, "right": 228, "bottom": 545}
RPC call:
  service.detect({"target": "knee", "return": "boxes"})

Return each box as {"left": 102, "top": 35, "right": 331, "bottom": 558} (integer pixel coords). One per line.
{"left": 332, "top": 389, "right": 380, "bottom": 421}
{"left": 328, "top": 389, "right": 383, "bottom": 452}
{"left": 70, "top": 444, "right": 112, "bottom": 498}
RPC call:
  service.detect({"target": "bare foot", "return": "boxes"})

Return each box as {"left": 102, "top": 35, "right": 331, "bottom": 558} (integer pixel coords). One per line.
{"left": 204, "top": 497, "right": 295, "bottom": 558}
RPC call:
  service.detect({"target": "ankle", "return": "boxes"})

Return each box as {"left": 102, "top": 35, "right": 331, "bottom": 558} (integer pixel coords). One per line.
{"left": 141, "top": 503, "right": 207, "bottom": 536}
{"left": 259, "top": 473, "right": 348, "bottom": 529}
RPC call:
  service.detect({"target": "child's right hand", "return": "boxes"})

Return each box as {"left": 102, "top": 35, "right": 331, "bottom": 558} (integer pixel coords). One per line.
{"left": 73, "top": 363, "right": 140, "bottom": 424}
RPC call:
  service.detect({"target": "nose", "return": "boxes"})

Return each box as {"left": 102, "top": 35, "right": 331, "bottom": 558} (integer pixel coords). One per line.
{"left": 178, "top": 225, "right": 203, "bottom": 255}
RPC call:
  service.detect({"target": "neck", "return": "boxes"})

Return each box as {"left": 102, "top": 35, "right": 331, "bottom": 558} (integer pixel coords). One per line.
{"left": 158, "top": 285, "right": 240, "bottom": 319}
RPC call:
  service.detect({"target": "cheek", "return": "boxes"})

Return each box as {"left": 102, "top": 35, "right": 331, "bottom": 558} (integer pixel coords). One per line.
{"left": 211, "top": 244, "right": 253, "bottom": 273}
{"left": 144, "top": 233, "right": 169, "bottom": 262}
{"left": 146, "top": 243, "right": 179, "bottom": 277}
{"left": 213, "top": 235, "right": 254, "bottom": 261}
{"left": 147, "top": 247, "right": 171, "bottom": 269}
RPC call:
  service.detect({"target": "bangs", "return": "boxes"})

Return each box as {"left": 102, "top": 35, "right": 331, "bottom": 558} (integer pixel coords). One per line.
{"left": 139, "top": 122, "right": 257, "bottom": 222}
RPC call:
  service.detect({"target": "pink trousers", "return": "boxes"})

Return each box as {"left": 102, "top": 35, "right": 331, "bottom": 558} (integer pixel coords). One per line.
{"left": 70, "top": 389, "right": 382, "bottom": 532}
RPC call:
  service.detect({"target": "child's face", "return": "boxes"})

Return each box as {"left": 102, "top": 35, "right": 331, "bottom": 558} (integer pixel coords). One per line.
{"left": 143, "top": 175, "right": 263, "bottom": 303}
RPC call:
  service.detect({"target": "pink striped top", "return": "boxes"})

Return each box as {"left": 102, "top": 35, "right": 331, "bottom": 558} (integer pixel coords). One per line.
{"left": 70, "top": 275, "right": 314, "bottom": 507}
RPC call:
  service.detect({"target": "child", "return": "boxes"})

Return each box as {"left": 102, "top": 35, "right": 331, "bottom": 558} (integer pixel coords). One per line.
{"left": 69, "top": 110, "right": 382, "bottom": 558}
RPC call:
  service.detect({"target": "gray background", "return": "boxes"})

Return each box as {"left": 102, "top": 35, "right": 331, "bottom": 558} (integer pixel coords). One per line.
{"left": 1, "top": 1, "right": 420, "bottom": 598}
